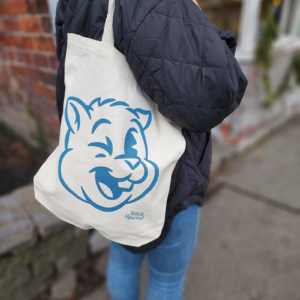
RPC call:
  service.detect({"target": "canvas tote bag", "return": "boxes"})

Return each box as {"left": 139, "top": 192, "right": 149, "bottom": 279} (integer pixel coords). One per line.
{"left": 34, "top": 0, "right": 186, "bottom": 247}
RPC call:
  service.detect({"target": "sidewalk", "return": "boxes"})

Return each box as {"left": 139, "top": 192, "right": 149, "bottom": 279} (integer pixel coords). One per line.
{"left": 184, "top": 115, "right": 300, "bottom": 300}
{"left": 82, "top": 115, "right": 300, "bottom": 300}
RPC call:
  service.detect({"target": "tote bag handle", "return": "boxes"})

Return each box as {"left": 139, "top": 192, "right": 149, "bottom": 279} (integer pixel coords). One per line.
{"left": 102, "top": 0, "right": 116, "bottom": 46}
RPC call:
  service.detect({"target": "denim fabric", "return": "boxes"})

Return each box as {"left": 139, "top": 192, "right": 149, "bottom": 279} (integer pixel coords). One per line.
{"left": 107, "top": 204, "right": 201, "bottom": 300}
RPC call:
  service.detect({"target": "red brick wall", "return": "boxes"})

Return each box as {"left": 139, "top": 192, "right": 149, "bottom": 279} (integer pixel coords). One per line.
{"left": 0, "top": 0, "right": 59, "bottom": 144}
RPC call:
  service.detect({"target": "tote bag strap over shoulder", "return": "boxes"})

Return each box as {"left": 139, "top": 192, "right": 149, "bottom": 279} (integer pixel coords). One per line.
{"left": 102, "top": 0, "right": 115, "bottom": 46}
{"left": 33, "top": 0, "right": 186, "bottom": 248}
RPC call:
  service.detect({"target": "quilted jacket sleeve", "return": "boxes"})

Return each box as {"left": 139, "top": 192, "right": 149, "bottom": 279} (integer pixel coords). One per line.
{"left": 55, "top": 0, "right": 68, "bottom": 60}
{"left": 55, "top": 0, "right": 69, "bottom": 120}
{"left": 114, "top": 0, "right": 248, "bottom": 132}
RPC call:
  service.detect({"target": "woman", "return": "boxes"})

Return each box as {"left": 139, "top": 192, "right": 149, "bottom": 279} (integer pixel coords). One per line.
{"left": 55, "top": 0, "right": 248, "bottom": 298}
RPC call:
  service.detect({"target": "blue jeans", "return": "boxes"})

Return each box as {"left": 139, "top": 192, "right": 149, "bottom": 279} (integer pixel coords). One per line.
{"left": 107, "top": 204, "right": 201, "bottom": 300}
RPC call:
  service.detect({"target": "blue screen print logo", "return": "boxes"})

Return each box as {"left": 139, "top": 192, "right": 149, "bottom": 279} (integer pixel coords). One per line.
{"left": 58, "top": 97, "right": 159, "bottom": 212}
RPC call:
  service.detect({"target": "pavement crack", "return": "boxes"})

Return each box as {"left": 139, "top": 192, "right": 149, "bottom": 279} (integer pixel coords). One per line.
{"left": 223, "top": 182, "right": 300, "bottom": 216}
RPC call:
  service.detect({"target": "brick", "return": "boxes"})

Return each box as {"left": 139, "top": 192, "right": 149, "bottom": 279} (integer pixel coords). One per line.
{"left": 15, "top": 78, "right": 27, "bottom": 89}
{"left": 11, "top": 64, "right": 24, "bottom": 77}
{"left": 4, "top": 49, "right": 15, "bottom": 60}
{"left": 0, "top": 76, "right": 10, "bottom": 85}
{"left": 16, "top": 51, "right": 33, "bottom": 64}
{"left": 4, "top": 35, "right": 34, "bottom": 49}
{"left": 0, "top": 64, "right": 8, "bottom": 76}
{"left": 1, "top": 49, "right": 7, "bottom": 60}
{"left": 49, "top": 54, "right": 58, "bottom": 70}
{"left": 25, "top": 0, "right": 48, "bottom": 14}
{"left": 11, "top": 89, "right": 25, "bottom": 104}
{"left": 42, "top": 71, "right": 56, "bottom": 86}
{"left": 53, "top": 118, "right": 60, "bottom": 129}
{"left": 11, "top": 65, "right": 56, "bottom": 85}
{"left": 19, "top": 17, "right": 42, "bottom": 33}
{"left": 0, "top": 2, "right": 8, "bottom": 15}
{"left": 23, "top": 67, "right": 41, "bottom": 81}
{"left": 11, "top": 65, "right": 41, "bottom": 81}
{"left": 0, "top": 64, "right": 7, "bottom": 75}
{"left": 15, "top": 79, "right": 44, "bottom": 101}
{"left": 0, "top": 35, "right": 6, "bottom": 46}
{"left": 0, "top": 21, "right": 4, "bottom": 33}
{"left": 10, "top": 49, "right": 16, "bottom": 60}
{"left": 16, "top": 78, "right": 34, "bottom": 93}
{"left": 0, "top": 65, "right": 10, "bottom": 84}
{"left": 0, "top": 63, "right": 10, "bottom": 81}
{"left": 33, "top": 36, "right": 55, "bottom": 52}
{"left": 1, "top": 49, "right": 9, "bottom": 60}
{"left": 35, "top": 0, "right": 49, "bottom": 13}
{"left": 25, "top": 0, "right": 37, "bottom": 13}
{"left": 33, "top": 53, "right": 48, "bottom": 67}
{"left": 3, "top": 18, "right": 20, "bottom": 32}
{"left": 41, "top": 16, "right": 52, "bottom": 33}
{"left": 0, "top": 49, "right": 5, "bottom": 60}
{"left": 7, "top": 0, "right": 27, "bottom": 14}
{"left": 10, "top": 90, "right": 26, "bottom": 109}
{"left": 33, "top": 83, "right": 55, "bottom": 99}
{"left": 28, "top": 94, "right": 58, "bottom": 114}
{"left": 34, "top": 110, "right": 58, "bottom": 128}
{"left": 49, "top": 125, "right": 60, "bottom": 139}
{"left": 34, "top": 111, "right": 60, "bottom": 138}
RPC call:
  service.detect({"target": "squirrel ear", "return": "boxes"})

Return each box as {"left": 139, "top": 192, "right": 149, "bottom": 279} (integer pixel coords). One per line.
{"left": 65, "top": 97, "right": 91, "bottom": 133}
{"left": 134, "top": 108, "right": 152, "bottom": 130}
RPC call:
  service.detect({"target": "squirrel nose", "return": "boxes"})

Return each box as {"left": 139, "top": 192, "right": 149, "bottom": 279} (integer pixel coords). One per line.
{"left": 124, "top": 158, "right": 140, "bottom": 170}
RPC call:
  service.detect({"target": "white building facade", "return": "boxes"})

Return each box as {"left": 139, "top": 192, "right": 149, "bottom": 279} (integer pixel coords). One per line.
{"left": 46, "top": 0, "right": 300, "bottom": 148}
{"left": 211, "top": 0, "right": 300, "bottom": 147}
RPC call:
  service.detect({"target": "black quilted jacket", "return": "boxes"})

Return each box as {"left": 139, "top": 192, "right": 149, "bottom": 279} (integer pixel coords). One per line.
{"left": 55, "top": 0, "right": 248, "bottom": 253}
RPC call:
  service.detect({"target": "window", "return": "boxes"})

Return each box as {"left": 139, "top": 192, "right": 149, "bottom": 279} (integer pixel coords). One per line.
{"left": 259, "top": 0, "right": 300, "bottom": 37}
{"left": 234, "top": 0, "right": 300, "bottom": 60}
{"left": 279, "top": 0, "right": 300, "bottom": 36}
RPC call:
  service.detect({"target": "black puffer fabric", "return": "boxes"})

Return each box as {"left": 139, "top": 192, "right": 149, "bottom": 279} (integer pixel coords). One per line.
{"left": 55, "top": 0, "right": 248, "bottom": 253}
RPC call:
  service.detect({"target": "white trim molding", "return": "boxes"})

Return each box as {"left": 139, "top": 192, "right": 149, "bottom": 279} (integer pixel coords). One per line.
{"left": 236, "top": 0, "right": 261, "bottom": 62}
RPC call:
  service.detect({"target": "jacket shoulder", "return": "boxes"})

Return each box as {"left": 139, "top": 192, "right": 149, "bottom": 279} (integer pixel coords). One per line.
{"left": 121, "top": 0, "right": 247, "bottom": 132}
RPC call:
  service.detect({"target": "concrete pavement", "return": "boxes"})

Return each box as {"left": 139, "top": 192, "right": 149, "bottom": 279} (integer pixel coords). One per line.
{"left": 184, "top": 115, "right": 300, "bottom": 300}
{"left": 84, "top": 116, "right": 300, "bottom": 300}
